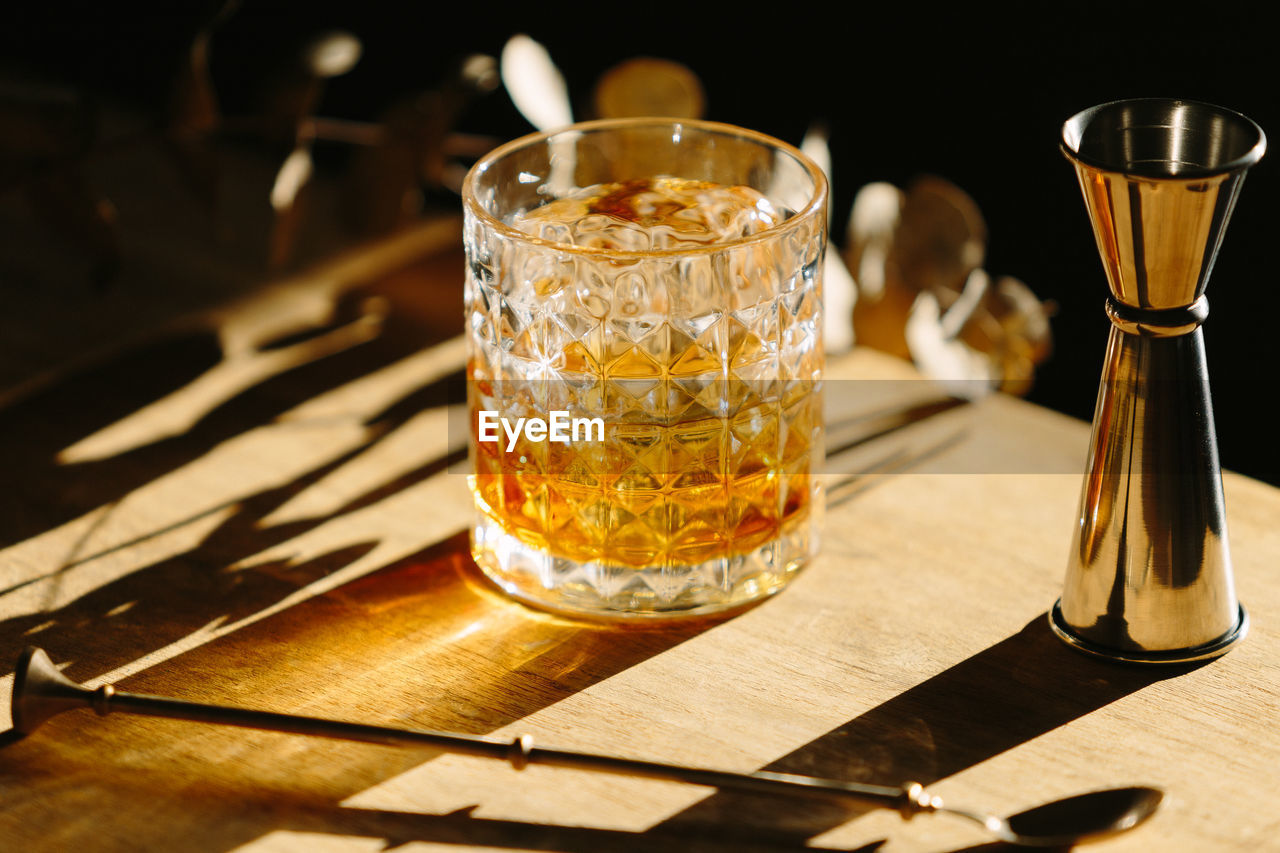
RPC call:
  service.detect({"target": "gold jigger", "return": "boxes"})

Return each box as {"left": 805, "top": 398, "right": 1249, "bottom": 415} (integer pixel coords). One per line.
{"left": 1051, "top": 99, "right": 1266, "bottom": 664}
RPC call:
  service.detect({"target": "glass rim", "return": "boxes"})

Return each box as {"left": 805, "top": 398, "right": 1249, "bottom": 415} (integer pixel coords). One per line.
{"left": 461, "top": 116, "right": 829, "bottom": 260}
{"left": 1061, "top": 97, "right": 1267, "bottom": 180}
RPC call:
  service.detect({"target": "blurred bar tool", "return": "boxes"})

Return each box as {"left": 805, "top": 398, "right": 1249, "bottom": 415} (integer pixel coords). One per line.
{"left": 1052, "top": 98, "right": 1265, "bottom": 663}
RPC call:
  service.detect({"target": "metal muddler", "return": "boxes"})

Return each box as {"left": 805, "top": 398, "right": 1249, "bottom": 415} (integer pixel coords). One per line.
{"left": 10, "top": 647, "right": 933, "bottom": 815}
{"left": 1051, "top": 99, "right": 1266, "bottom": 663}
{"left": 9, "top": 647, "right": 1169, "bottom": 845}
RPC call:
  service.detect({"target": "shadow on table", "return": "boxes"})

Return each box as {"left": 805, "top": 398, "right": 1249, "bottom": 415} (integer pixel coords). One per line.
{"left": 641, "top": 614, "right": 1201, "bottom": 846}
{"left": 0, "top": 250, "right": 474, "bottom": 685}
{"left": 0, "top": 363, "right": 466, "bottom": 688}
{"left": 0, "top": 271, "right": 463, "bottom": 556}
{"left": 1, "top": 604, "right": 1195, "bottom": 852}
{"left": 0, "top": 531, "right": 735, "bottom": 851}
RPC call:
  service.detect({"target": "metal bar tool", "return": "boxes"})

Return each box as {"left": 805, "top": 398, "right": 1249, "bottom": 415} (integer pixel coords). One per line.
{"left": 9, "top": 647, "right": 1163, "bottom": 846}
{"left": 1052, "top": 98, "right": 1265, "bottom": 663}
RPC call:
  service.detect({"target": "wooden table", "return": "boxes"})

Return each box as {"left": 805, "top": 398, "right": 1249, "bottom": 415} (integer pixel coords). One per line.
{"left": 2, "top": 220, "right": 1278, "bottom": 852}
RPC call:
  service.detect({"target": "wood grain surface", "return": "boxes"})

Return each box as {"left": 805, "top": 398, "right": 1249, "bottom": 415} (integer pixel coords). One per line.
{"left": 1, "top": 228, "right": 1277, "bottom": 852}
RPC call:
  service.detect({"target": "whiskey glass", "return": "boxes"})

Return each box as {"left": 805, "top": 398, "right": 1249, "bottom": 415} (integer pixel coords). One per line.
{"left": 462, "top": 118, "right": 827, "bottom": 618}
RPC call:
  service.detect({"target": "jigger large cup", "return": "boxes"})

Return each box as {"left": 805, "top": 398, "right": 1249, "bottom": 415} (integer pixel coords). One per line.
{"left": 1052, "top": 99, "right": 1265, "bottom": 664}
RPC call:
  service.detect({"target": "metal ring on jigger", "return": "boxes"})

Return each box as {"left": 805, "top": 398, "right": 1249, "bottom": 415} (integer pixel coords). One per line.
{"left": 1105, "top": 295, "right": 1209, "bottom": 338}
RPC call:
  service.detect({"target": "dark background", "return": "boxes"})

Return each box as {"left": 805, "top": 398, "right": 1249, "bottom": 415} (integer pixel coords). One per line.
{"left": 5, "top": 5, "right": 1277, "bottom": 484}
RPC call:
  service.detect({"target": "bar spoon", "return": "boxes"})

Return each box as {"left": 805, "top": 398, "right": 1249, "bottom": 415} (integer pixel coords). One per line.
{"left": 10, "top": 647, "right": 1160, "bottom": 846}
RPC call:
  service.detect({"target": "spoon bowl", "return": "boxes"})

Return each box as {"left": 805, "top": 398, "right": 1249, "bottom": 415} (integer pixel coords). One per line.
{"left": 998, "top": 785, "right": 1164, "bottom": 846}
{"left": 894, "top": 778, "right": 1161, "bottom": 847}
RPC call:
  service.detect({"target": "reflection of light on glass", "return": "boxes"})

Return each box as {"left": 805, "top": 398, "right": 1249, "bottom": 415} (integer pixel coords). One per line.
{"left": 518, "top": 171, "right": 541, "bottom": 184}
{"left": 1168, "top": 103, "right": 1189, "bottom": 173}
{"left": 671, "top": 125, "right": 683, "bottom": 145}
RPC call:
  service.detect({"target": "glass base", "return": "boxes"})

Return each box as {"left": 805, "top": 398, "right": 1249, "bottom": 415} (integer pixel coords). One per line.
{"left": 470, "top": 512, "right": 819, "bottom": 620}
